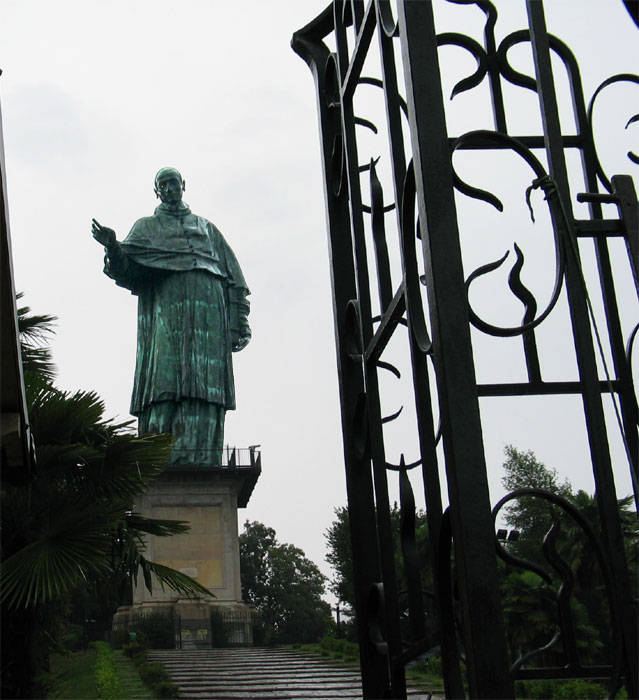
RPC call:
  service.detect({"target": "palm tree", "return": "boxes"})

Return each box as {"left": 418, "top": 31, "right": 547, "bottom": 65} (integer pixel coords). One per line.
{"left": 1, "top": 299, "right": 210, "bottom": 697}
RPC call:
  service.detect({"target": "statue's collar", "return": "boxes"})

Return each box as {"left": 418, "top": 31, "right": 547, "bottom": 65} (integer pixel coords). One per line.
{"left": 155, "top": 201, "right": 192, "bottom": 219}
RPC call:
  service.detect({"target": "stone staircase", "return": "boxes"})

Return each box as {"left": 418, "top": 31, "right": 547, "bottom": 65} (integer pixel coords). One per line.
{"left": 147, "top": 647, "right": 436, "bottom": 699}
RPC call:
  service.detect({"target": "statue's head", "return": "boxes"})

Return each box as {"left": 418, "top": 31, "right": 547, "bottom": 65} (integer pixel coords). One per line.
{"left": 154, "top": 167, "right": 185, "bottom": 205}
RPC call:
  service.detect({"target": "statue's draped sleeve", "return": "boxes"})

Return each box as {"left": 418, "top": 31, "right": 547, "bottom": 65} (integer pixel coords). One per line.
{"left": 103, "top": 240, "right": 156, "bottom": 295}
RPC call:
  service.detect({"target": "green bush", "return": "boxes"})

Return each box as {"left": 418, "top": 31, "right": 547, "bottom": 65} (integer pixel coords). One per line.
{"left": 138, "top": 661, "right": 170, "bottom": 686}
{"left": 132, "top": 614, "right": 174, "bottom": 649}
{"left": 91, "top": 642, "right": 122, "bottom": 699}
{"left": 516, "top": 678, "right": 607, "bottom": 699}
{"left": 131, "top": 651, "right": 147, "bottom": 667}
{"left": 342, "top": 644, "right": 359, "bottom": 661}
{"left": 316, "top": 636, "right": 360, "bottom": 661}
{"left": 135, "top": 660, "right": 180, "bottom": 698}
{"left": 95, "top": 665, "right": 121, "bottom": 699}
{"left": 554, "top": 680, "right": 605, "bottom": 699}
{"left": 123, "top": 641, "right": 145, "bottom": 659}
{"left": 154, "top": 680, "right": 181, "bottom": 698}
{"left": 319, "top": 636, "right": 344, "bottom": 653}
{"left": 59, "top": 623, "right": 84, "bottom": 651}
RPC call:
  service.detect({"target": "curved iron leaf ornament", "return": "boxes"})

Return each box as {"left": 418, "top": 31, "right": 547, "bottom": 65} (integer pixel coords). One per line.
{"left": 436, "top": 33, "right": 489, "bottom": 100}
{"left": 587, "top": 74, "right": 639, "bottom": 192}
{"left": 453, "top": 130, "right": 565, "bottom": 337}
{"left": 496, "top": 30, "right": 538, "bottom": 93}
{"left": 626, "top": 114, "right": 639, "bottom": 165}
{"left": 492, "top": 489, "right": 624, "bottom": 686}
{"left": 626, "top": 322, "right": 639, "bottom": 408}
{"left": 401, "top": 162, "right": 433, "bottom": 353}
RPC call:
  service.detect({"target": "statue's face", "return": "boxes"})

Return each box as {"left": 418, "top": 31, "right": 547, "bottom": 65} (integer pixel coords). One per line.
{"left": 155, "top": 173, "right": 184, "bottom": 205}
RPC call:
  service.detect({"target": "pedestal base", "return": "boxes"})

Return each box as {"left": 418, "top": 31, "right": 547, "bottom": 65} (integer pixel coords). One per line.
{"left": 133, "top": 465, "right": 259, "bottom": 605}
{"left": 112, "top": 458, "right": 261, "bottom": 648}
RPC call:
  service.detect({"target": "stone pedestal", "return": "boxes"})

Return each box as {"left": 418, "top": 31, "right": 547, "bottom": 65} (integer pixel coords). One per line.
{"left": 114, "top": 454, "right": 260, "bottom": 646}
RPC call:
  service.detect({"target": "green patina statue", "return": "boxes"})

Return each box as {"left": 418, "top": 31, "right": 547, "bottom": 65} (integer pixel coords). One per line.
{"left": 92, "top": 167, "right": 251, "bottom": 466}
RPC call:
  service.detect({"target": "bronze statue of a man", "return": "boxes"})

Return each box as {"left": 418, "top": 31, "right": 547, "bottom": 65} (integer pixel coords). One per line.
{"left": 92, "top": 167, "right": 251, "bottom": 465}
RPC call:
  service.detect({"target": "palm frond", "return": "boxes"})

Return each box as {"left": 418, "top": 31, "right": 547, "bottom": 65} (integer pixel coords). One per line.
{"left": 79, "top": 433, "right": 173, "bottom": 502}
{"left": 0, "top": 498, "right": 122, "bottom": 608}
{"left": 28, "top": 389, "right": 107, "bottom": 447}
{"left": 16, "top": 294, "right": 57, "bottom": 341}
{"left": 126, "top": 513, "right": 191, "bottom": 538}
{"left": 139, "top": 559, "right": 213, "bottom": 598}
{"left": 17, "top": 294, "right": 57, "bottom": 378}
{"left": 21, "top": 348, "right": 57, "bottom": 380}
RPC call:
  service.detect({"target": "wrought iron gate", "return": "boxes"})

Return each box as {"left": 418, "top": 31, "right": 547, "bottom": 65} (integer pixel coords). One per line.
{"left": 293, "top": 1, "right": 638, "bottom": 697}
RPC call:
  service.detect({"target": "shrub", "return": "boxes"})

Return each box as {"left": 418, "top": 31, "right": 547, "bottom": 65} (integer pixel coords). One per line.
{"left": 415, "top": 656, "right": 442, "bottom": 677}
{"left": 154, "top": 680, "right": 181, "bottom": 698}
{"left": 123, "top": 641, "right": 145, "bottom": 659}
{"left": 516, "top": 678, "right": 608, "bottom": 699}
{"left": 319, "top": 636, "right": 344, "bottom": 653}
{"left": 138, "top": 661, "right": 170, "bottom": 686}
{"left": 131, "top": 650, "right": 147, "bottom": 667}
{"left": 132, "top": 614, "right": 174, "bottom": 649}
{"left": 92, "top": 641, "right": 122, "bottom": 699}
{"left": 554, "top": 680, "right": 606, "bottom": 699}
{"left": 95, "top": 665, "right": 121, "bottom": 699}
{"left": 59, "top": 623, "right": 84, "bottom": 651}
{"left": 342, "top": 643, "right": 359, "bottom": 661}
{"left": 317, "top": 635, "right": 359, "bottom": 661}
{"left": 136, "top": 660, "right": 180, "bottom": 698}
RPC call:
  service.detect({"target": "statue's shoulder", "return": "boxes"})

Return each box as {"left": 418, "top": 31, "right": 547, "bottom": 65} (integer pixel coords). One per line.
{"left": 194, "top": 214, "right": 217, "bottom": 229}
{"left": 132, "top": 215, "right": 159, "bottom": 229}
{"left": 124, "top": 215, "right": 159, "bottom": 244}
{"left": 194, "top": 215, "right": 224, "bottom": 240}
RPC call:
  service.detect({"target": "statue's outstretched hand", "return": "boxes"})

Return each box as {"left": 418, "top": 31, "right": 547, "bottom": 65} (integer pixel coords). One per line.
{"left": 92, "top": 219, "right": 117, "bottom": 247}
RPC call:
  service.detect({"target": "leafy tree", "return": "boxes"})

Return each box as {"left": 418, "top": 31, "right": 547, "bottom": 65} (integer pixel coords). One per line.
{"left": 501, "top": 445, "right": 572, "bottom": 551}
{"left": 1, "top": 300, "right": 210, "bottom": 698}
{"left": 324, "top": 504, "right": 431, "bottom": 612}
{"left": 498, "top": 445, "right": 637, "bottom": 668}
{"left": 239, "top": 521, "right": 333, "bottom": 644}
{"left": 324, "top": 506, "right": 355, "bottom": 608}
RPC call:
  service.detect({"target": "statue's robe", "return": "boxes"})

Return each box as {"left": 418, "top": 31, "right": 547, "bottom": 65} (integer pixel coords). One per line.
{"left": 103, "top": 201, "right": 249, "bottom": 464}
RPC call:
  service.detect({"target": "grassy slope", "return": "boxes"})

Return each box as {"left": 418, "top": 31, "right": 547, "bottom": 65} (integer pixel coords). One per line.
{"left": 49, "top": 650, "right": 98, "bottom": 699}
{"left": 48, "top": 650, "right": 152, "bottom": 699}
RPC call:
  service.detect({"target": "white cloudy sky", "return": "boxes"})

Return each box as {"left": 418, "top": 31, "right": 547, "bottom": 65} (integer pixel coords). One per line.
{"left": 2, "top": 0, "right": 637, "bottom": 602}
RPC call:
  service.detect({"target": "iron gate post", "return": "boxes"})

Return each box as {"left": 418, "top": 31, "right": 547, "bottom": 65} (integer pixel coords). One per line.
{"left": 397, "top": 1, "right": 514, "bottom": 696}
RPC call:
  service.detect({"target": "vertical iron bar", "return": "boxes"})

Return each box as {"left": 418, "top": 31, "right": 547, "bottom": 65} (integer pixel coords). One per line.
{"left": 369, "top": 162, "right": 393, "bottom": 311}
{"left": 291, "top": 25, "right": 390, "bottom": 696}
{"left": 375, "top": 10, "right": 462, "bottom": 692}
{"left": 482, "top": 4, "right": 508, "bottom": 134}
{"left": 397, "top": 1, "right": 514, "bottom": 697}
{"left": 527, "top": 3, "right": 638, "bottom": 695}
{"left": 565, "top": 50, "right": 639, "bottom": 509}
{"left": 334, "top": 2, "right": 406, "bottom": 694}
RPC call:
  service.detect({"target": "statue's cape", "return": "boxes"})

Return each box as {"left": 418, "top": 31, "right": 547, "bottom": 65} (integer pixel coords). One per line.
{"left": 120, "top": 202, "right": 248, "bottom": 291}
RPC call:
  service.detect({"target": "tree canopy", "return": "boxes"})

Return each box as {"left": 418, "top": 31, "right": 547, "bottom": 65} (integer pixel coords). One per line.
{"left": 497, "top": 445, "right": 636, "bottom": 667}
{"left": 239, "top": 520, "right": 333, "bottom": 644}
{"left": 324, "top": 503, "right": 431, "bottom": 613}
{"left": 323, "top": 445, "right": 637, "bottom": 671}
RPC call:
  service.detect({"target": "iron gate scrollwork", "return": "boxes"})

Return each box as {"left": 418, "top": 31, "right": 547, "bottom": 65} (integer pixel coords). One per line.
{"left": 292, "top": 1, "right": 638, "bottom": 697}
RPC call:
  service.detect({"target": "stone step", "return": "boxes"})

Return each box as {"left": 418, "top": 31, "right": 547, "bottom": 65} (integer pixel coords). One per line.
{"left": 146, "top": 648, "right": 363, "bottom": 699}
{"left": 146, "top": 648, "right": 437, "bottom": 700}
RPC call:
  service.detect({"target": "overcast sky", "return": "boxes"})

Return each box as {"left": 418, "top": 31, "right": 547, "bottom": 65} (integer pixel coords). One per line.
{"left": 2, "top": 0, "right": 637, "bottom": 604}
